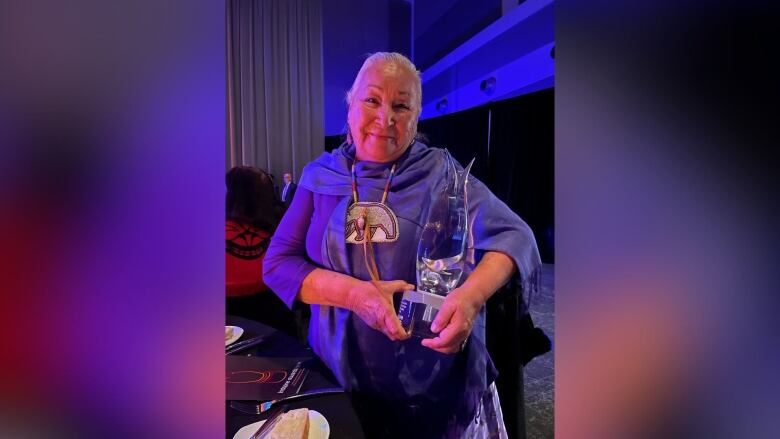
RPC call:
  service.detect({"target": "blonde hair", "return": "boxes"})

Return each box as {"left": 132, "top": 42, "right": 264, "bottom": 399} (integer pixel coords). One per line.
{"left": 345, "top": 52, "right": 422, "bottom": 114}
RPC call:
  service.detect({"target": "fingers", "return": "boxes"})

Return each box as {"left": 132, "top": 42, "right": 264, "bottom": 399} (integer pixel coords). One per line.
{"left": 367, "top": 281, "right": 394, "bottom": 309}
{"left": 366, "top": 300, "right": 408, "bottom": 341}
{"left": 382, "top": 283, "right": 411, "bottom": 340}
{"left": 370, "top": 280, "right": 414, "bottom": 299}
{"left": 356, "top": 280, "right": 414, "bottom": 341}
{"left": 386, "top": 280, "right": 415, "bottom": 294}
{"left": 421, "top": 324, "right": 461, "bottom": 353}
{"left": 422, "top": 299, "right": 474, "bottom": 353}
{"left": 364, "top": 305, "right": 407, "bottom": 341}
{"left": 383, "top": 311, "right": 410, "bottom": 341}
{"left": 370, "top": 281, "right": 415, "bottom": 315}
{"left": 362, "top": 281, "right": 411, "bottom": 341}
{"left": 430, "top": 299, "right": 455, "bottom": 334}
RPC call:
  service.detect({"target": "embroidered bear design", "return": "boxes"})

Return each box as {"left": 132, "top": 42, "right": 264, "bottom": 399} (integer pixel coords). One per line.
{"left": 345, "top": 202, "right": 399, "bottom": 243}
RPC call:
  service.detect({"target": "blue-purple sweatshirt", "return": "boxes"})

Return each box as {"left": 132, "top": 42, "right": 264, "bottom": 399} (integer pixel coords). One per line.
{"left": 263, "top": 141, "right": 540, "bottom": 434}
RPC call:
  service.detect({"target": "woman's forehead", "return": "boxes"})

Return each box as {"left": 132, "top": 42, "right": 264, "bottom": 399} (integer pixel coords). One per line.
{"left": 359, "top": 62, "right": 416, "bottom": 93}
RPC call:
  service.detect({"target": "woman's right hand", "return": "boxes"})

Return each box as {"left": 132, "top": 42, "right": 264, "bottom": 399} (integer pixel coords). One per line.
{"left": 346, "top": 280, "right": 414, "bottom": 341}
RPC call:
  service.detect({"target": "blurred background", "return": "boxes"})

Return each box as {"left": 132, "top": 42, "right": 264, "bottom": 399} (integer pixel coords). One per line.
{"left": 226, "top": 0, "right": 555, "bottom": 263}
{"left": 2, "top": 0, "right": 778, "bottom": 438}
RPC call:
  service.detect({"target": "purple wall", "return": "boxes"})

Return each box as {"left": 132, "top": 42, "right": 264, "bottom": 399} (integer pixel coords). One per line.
{"left": 321, "top": 0, "right": 411, "bottom": 136}
{"left": 418, "top": 0, "right": 554, "bottom": 119}
{"left": 413, "top": 0, "right": 502, "bottom": 70}
{"left": 321, "top": 0, "right": 553, "bottom": 132}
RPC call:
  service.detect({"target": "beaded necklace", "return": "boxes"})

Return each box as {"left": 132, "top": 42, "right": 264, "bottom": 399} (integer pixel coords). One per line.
{"left": 346, "top": 160, "right": 399, "bottom": 281}
{"left": 350, "top": 161, "right": 397, "bottom": 204}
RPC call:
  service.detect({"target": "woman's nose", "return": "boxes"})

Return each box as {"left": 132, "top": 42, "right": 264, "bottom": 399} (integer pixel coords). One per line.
{"left": 377, "top": 106, "right": 395, "bottom": 127}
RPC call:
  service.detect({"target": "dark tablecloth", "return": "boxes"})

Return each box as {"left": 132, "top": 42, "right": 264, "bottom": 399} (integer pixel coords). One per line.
{"left": 226, "top": 315, "right": 365, "bottom": 438}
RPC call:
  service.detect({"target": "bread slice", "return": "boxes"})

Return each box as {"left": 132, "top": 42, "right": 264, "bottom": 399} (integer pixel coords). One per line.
{"left": 267, "top": 407, "right": 309, "bottom": 439}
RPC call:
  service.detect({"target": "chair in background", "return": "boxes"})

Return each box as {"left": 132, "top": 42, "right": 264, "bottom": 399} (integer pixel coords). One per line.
{"left": 225, "top": 166, "right": 303, "bottom": 340}
{"left": 486, "top": 276, "right": 551, "bottom": 439}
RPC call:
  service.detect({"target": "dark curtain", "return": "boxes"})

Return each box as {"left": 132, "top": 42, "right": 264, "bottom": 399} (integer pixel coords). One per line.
{"left": 417, "top": 104, "right": 491, "bottom": 180}
{"left": 324, "top": 134, "right": 344, "bottom": 153}
{"left": 487, "top": 88, "right": 554, "bottom": 263}
{"left": 418, "top": 88, "right": 554, "bottom": 263}
{"left": 226, "top": 0, "right": 323, "bottom": 183}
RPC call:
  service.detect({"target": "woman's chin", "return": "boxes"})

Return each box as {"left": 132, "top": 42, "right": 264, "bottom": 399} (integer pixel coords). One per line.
{"left": 358, "top": 140, "right": 402, "bottom": 162}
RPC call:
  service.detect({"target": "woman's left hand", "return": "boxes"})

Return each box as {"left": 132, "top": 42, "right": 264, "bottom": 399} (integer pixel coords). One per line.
{"left": 421, "top": 251, "right": 516, "bottom": 354}
{"left": 420, "top": 286, "right": 483, "bottom": 354}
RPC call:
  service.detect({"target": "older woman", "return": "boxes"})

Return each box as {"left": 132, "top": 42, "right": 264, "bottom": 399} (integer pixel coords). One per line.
{"left": 264, "top": 52, "right": 540, "bottom": 438}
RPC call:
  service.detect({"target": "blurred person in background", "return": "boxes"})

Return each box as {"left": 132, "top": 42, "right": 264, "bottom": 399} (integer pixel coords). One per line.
{"left": 280, "top": 172, "right": 297, "bottom": 207}
{"left": 225, "top": 166, "right": 298, "bottom": 338}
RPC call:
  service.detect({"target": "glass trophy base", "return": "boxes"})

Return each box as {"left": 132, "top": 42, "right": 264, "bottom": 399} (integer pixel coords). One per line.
{"left": 397, "top": 290, "right": 446, "bottom": 339}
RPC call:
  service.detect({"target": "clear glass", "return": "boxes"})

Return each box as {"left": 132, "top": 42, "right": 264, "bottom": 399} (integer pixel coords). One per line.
{"left": 399, "top": 154, "right": 474, "bottom": 337}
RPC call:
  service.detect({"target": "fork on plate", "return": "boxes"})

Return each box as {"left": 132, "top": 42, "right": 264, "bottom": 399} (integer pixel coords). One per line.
{"left": 248, "top": 404, "right": 287, "bottom": 439}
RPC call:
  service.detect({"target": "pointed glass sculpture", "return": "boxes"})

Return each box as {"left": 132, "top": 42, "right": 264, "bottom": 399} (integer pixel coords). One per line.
{"left": 398, "top": 153, "right": 475, "bottom": 338}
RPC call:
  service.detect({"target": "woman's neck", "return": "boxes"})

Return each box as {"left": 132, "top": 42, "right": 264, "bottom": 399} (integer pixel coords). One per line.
{"left": 355, "top": 143, "right": 411, "bottom": 163}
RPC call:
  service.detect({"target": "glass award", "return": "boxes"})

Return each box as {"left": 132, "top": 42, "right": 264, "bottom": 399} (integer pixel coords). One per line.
{"left": 398, "top": 153, "right": 475, "bottom": 338}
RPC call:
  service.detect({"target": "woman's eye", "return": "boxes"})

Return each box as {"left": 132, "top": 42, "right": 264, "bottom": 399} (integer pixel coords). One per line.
{"left": 364, "top": 97, "right": 379, "bottom": 104}
{"left": 394, "top": 104, "right": 410, "bottom": 110}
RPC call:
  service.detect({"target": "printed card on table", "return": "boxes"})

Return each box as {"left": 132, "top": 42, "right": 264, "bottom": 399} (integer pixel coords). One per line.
{"left": 226, "top": 356, "right": 310, "bottom": 401}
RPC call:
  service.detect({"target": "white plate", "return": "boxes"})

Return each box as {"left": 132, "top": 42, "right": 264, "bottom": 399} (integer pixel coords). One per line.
{"left": 226, "top": 326, "right": 244, "bottom": 346}
{"left": 233, "top": 409, "right": 329, "bottom": 439}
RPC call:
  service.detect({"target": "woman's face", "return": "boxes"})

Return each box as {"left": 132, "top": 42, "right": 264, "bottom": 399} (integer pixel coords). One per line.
{"left": 348, "top": 61, "right": 419, "bottom": 163}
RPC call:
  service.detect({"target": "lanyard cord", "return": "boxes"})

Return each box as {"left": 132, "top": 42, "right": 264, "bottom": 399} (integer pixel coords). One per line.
{"left": 350, "top": 161, "right": 398, "bottom": 205}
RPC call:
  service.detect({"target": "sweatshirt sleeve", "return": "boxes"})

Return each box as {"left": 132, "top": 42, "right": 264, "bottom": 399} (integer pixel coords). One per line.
{"left": 466, "top": 176, "right": 542, "bottom": 307}
{"left": 263, "top": 186, "right": 320, "bottom": 309}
